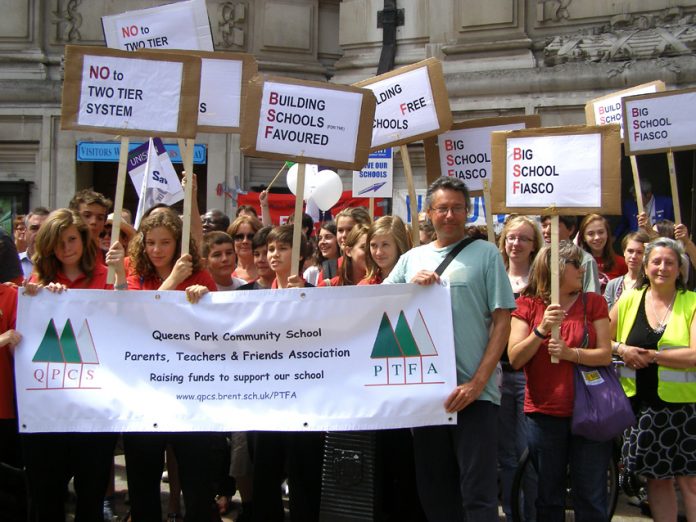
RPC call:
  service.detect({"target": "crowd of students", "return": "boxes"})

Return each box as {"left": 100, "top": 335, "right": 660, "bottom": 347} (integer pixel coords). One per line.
{"left": 1, "top": 176, "right": 696, "bottom": 522}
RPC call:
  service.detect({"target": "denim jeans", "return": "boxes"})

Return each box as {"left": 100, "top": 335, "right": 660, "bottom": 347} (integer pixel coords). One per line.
{"left": 526, "top": 413, "right": 612, "bottom": 522}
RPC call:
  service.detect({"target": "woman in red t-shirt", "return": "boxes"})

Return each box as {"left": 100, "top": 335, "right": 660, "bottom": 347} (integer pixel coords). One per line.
{"left": 123, "top": 209, "right": 219, "bottom": 522}
{"left": 23, "top": 208, "right": 125, "bottom": 521}
{"left": 508, "top": 241, "right": 612, "bottom": 521}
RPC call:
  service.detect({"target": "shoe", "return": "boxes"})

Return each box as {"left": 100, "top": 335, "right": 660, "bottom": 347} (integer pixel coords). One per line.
{"left": 103, "top": 498, "right": 115, "bottom": 520}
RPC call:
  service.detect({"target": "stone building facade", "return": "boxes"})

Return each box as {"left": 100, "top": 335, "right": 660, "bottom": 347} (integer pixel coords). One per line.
{"left": 1, "top": 0, "right": 696, "bottom": 225}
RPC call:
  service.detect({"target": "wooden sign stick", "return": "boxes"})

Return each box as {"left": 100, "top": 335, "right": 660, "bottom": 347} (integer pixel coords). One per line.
{"left": 550, "top": 214, "right": 560, "bottom": 364}
{"left": 482, "top": 180, "right": 496, "bottom": 244}
{"left": 629, "top": 155, "right": 644, "bottom": 216}
{"left": 178, "top": 138, "right": 195, "bottom": 256}
{"left": 368, "top": 198, "right": 375, "bottom": 220}
{"left": 667, "top": 150, "right": 682, "bottom": 225}
{"left": 400, "top": 145, "right": 419, "bottom": 247}
{"left": 290, "top": 163, "right": 307, "bottom": 277}
{"left": 266, "top": 162, "right": 289, "bottom": 191}
{"left": 107, "top": 136, "right": 130, "bottom": 285}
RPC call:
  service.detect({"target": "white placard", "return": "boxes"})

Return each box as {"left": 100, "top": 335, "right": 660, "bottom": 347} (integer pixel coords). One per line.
{"left": 590, "top": 83, "right": 661, "bottom": 139}
{"left": 439, "top": 123, "right": 527, "bottom": 192}
{"left": 255, "top": 82, "right": 363, "bottom": 163}
{"left": 365, "top": 66, "right": 438, "bottom": 149}
{"left": 198, "top": 58, "right": 243, "bottom": 127}
{"left": 78, "top": 55, "right": 183, "bottom": 133}
{"left": 15, "top": 285, "right": 456, "bottom": 433}
{"left": 352, "top": 148, "right": 393, "bottom": 198}
{"left": 505, "top": 134, "right": 602, "bottom": 208}
{"left": 623, "top": 90, "right": 696, "bottom": 154}
{"left": 102, "top": 0, "right": 213, "bottom": 52}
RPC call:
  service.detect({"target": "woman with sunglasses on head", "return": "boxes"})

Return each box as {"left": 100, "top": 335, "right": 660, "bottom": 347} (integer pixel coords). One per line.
{"left": 508, "top": 241, "right": 613, "bottom": 521}
{"left": 228, "top": 215, "right": 262, "bottom": 283}
{"left": 610, "top": 237, "right": 696, "bottom": 521}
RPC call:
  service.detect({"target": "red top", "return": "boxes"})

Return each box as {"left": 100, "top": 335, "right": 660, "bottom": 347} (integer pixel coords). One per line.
{"left": 595, "top": 254, "right": 628, "bottom": 281}
{"left": 358, "top": 275, "right": 382, "bottom": 285}
{"left": 127, "top": 270, "right": 217, "bottom": 292}
{"left": 512, "top": 292, "right": 608, "bottom": 417}
{"left": 0, "top": 285, "right": 17, "bottom": 419}
{"left": 29, "top": 262, "right": 111, "bottom": 290}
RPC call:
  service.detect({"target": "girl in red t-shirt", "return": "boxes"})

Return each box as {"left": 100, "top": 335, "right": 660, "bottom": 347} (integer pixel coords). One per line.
{"left": 578, "top": 214, "right": 628, "bottom": 290}
{"left": 359, "top": 215, "right": 411, "bottom": 285}
{"left": 322, "top": 225, "right": 368, "bottom": 287}
{"left": 508, "top": 241, "right": 612, "bottom": 520}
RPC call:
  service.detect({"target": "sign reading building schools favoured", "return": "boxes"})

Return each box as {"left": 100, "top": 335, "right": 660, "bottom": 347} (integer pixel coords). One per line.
{"left": 622, "top": 87, "right": 696, "bottom": 155}
{"left": 423, "top": 116, "right": 541, "bottom": 192}
{"left": 15, "top": 284, "right": 456, "bottom": 433}
{"left": 585, "top": 81, "right": 665, "bottom": 139}
{"left": 490, "top": 125, "right": 622, "bottom": 215}
{"left": 61, "top": 46, "right": 201, "bottom": 138}
{"left": 354, "top": 58, "right": 453, "bottom": 151}
{"left": 241, "top": 76, "right": 376, "bottom": 171}
{"left": 102, "top": 0, "right": 213, "bottom": 52}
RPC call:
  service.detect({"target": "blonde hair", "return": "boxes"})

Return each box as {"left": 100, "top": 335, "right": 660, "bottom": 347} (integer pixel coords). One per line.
{"left": 523, "top": 241, "right": 583, "bottom": 303}
{"left": 364, "top": 216, "right": 411, "bottom": 281}
{"left": 498, "top": 215, "right": 544, "bottom": 270}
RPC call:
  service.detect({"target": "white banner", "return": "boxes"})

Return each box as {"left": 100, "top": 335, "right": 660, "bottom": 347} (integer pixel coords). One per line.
{"left": 15, "top": 285, "right": 456, "bottom": 433}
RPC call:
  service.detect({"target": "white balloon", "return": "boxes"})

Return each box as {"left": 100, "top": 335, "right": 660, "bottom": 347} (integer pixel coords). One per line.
{"left": 312, "top": 170, "right": 343, "bottom": 211}
{"left": 286, "top": 163, "right": 319, "bottom": 199}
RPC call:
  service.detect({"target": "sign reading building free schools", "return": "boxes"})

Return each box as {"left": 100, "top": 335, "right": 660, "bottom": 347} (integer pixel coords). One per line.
{"left": 622, "top": 87, "right": 696, "bottom": 155}
{"left": 101, "top": 0, "right": 213, "bottom": 52}
{"left": 241, "top": 76, "right": 376, "bottom": 171}
{"left": 422, "top": 115, "right": 541, "bottom": 192}
{"left": 61, "top": 46, "right": 201, "bottom": 138}
{"left": 15, "top": 285, "right": 456, "bottom": 433}
{"left": 584, "top": 80, "right": 665, "bottom": 140}
{"left": 490, "top": 125, "right": 622, "bottom": 215}
{"left": 354, "top": 58, "right": 453, "bottom": 151}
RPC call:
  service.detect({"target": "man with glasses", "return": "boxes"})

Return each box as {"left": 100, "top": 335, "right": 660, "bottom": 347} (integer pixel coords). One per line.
{"left": 19, "top": 207, "right": 50, "bottom": 282}
{"left": 384, "top": 176, "right": 516, "bottom": 521}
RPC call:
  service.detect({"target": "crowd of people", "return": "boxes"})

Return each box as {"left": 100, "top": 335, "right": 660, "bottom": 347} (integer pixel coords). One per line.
{"left": 1, "top": 174, "right": 695, "bottom": 522}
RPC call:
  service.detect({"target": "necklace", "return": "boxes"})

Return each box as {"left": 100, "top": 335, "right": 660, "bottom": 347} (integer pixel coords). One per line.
{"left": 649, "top": 289, "right": 676, "bottom": 334}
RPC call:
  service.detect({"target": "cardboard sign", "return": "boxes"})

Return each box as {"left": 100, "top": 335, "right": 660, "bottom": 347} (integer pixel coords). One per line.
{"left": 352, "top": 148, "right": 393, "bottom": 198}
{"left": 622, "top": 87, "right": 696, "bottom": 155}
{"left": 491, "top": 125, "right": 621, "bottom": 215}
{"left": 61, "top": 46, "right": 200, "bottom": 138}
{"left": 102, "top": 0, "right": 213, "bottom": 52}
{"left": 158, "top": 50, "right": 258, "bottom": 133}
{"left": 354, "top": 58, "right": 452, "bottom": 151}
{"left": 423, "top": 115, "right": 541, "bottom": 192}
{"left": 240, "top": 76, "right": 376, "bottom": 171}
{"left": 585, "top": 81, "right": 665, "bottom": 139}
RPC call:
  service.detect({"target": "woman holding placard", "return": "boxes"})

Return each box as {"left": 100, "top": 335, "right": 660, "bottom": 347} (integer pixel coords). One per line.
{"left": 497, "top": 215, "right": 543, "bottom": 521}
{"left": 228, "top": 215, "right": 262, "bottom": 283}
{"left": 604, "top": 231, "right": 650, "bottom": 310}
{"left": 578, "top": 214, "right": 627, "bottom": 293}
{"left": 508, "top": 241, "right": 613, "bottom": 521}
{"left": 610, "top": 238, "right": 696, "bottom": 521}
{"left": 22, "top": 209, "right": 126, "bottom": 521}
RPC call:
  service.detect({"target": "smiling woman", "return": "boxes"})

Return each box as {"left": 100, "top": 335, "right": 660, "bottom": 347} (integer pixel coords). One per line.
{"left": 578, "top": 214, "right": 627, "bottom": 290}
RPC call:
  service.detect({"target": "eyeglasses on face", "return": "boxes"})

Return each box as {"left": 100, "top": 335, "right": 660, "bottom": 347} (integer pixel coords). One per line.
{"left": 505, "top": 235, "right": 533, "bottom": 244}
{"left": 565, "top": 259, "right": 581, "bottom": 269}
{"left": 234, "top": 233, "right": 254, "bottom": 241}
{"left": 430, "top": 205, "right": 467, "bottom": 216}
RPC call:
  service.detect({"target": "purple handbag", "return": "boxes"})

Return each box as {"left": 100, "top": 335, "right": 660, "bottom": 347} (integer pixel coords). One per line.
{"left": 571, "top": 293, "right": 636, "bottom": 441}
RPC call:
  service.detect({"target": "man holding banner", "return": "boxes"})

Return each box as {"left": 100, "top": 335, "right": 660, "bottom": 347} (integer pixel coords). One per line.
{"left": 385, "top": 177, "right": 516, "bottom": 520}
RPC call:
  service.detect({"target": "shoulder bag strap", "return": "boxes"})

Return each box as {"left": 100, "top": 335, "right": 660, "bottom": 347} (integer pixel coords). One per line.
{"left": 434, "top": 237, "right": 477, "bottom": 276}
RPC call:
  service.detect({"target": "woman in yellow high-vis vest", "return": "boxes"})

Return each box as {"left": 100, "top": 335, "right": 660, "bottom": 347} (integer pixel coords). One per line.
{"left": 609, "top": 237, "right": 696, "bottom": 521}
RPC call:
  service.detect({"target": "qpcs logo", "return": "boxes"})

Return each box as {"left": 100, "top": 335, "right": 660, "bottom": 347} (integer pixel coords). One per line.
{"left": 28, "top": 318, "right": 100, "bottom": 390}
{"left": 367, "top": 309, "right": 443, "bottom": 386}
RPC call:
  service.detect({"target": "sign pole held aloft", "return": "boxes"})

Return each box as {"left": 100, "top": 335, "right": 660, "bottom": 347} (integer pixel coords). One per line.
{"left": 368, "top": 198, "right": 375, "bottom": 220}
{"left": 400, "top": 145, "right": 419, "bottom": 247}
{"left": 178, "top": 138, "right": 196, "bottom": 256}
{"left": 629, "top": 155, "right": 644, "bottom": 216}
{"left": 667, "top": 150, "right": 682, "bottom": 225}
{"left": 550, "top": 214, "right": 560, "bottom": 364}
{"left": 291, "top": 163, "right": 307, "bottom": 277}
{"left": 107, "top": 136, "right": 130, "bottom": 284}
{"left": 482, "top": 180, "right": 496, "bottom": 244}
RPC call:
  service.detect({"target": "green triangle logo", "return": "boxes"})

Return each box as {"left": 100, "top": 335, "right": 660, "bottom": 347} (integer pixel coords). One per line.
{"left": 395, "top": 311, "right": 420, "bottom": 356}
{"left": 370, "top": 312, "right": 402, "bottom": 358}
{"left": 33, "top": 319, "right": 64, "bottom": 362}
{"left": 60, "top": 319, "right": 82, "bottom": 363}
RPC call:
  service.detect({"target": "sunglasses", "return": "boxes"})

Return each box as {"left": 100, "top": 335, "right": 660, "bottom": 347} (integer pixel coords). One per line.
{"left": 234, "top": 233, "right": 254, "bottom": 241}
{"left": 565, "top": 259, "right": 581, "bottom": 269}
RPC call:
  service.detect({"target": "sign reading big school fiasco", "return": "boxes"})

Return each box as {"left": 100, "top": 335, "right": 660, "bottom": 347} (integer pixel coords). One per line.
{"left": 622, "top": 87, "right": 696, "bottom": 155}
{"left": 241, "top": 76, "right": 376, "bottom": 171}
{"left": 354, "top": 58, "right": 453, "bottom": 151}
{"left": 15, "top": 284, "right": 456, "bottom": 433}
{"left": 61, "top": 46, "right": 201, "bottom": 138}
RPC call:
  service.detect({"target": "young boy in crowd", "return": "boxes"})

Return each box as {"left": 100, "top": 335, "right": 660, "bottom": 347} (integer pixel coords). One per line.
{"left": 266, "top": 224, "right": 312, "bottom": 289}
{"left": 238, "top": 227, "right": 274, "bottom": 290}
{"left": 201, "top": 231, "right": 247, "bottom": 290}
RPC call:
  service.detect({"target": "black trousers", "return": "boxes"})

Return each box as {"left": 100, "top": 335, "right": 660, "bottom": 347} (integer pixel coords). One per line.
{"left": 22, "top": 432, "right": 117, "bottom": 522}
{"left": 123, "top": 432, "right": 221, "bottom": 522}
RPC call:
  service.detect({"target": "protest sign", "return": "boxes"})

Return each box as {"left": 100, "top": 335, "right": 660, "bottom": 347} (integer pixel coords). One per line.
{"left": 622, "top": 87, "right": 696, "bottom": 155}
{"left": 354, "top": 58, "right": 452, "bottom": 151}
{"left": 61, "top": 45, "right": 200, "bottom": 138}
{"left": 128, "top": 138, "right": 184, "bottom": 228}
{"left": 241, "top": 76, "right": 376, "bottom": 171}
{"left": 353, "top": 148, "right": 393, "bottom": 199}
{"left": 491, "top": 125, "right": 621, "bottom": 215}
{"left": 15, "top": 284, "right": 457, "bottom": 433}
{"left": 102, "top": 0, "right": 213, "bottom": 52}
